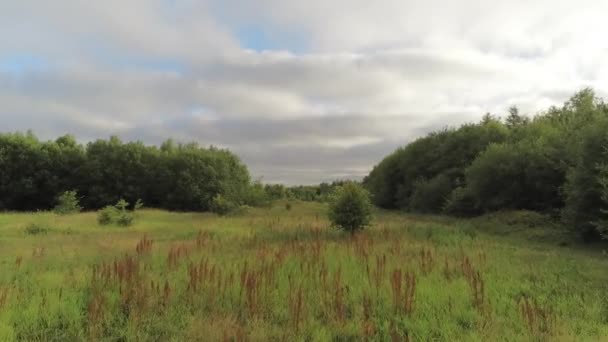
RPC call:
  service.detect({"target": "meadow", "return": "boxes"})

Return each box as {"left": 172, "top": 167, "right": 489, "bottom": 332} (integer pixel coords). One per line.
{"left": 0, "top": 201, "right": 607, "bottom": 341}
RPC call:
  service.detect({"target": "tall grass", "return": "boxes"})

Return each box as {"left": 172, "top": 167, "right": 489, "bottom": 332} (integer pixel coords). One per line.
{"left": 0, "top": 202, "right": 606, "bottom": 340}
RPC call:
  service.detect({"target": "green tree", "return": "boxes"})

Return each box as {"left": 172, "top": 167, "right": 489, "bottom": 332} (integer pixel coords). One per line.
{"left": 53, "top": 190, "right": 82, "bottom": 215}
{"left": 563, "top": 117, "right": 608, "bottom": 240}
{"left": 464, "top": 138, "right": 564, "bottom": 213}
{"left": 328, "top": 182, "right": 373, "bottom": 234}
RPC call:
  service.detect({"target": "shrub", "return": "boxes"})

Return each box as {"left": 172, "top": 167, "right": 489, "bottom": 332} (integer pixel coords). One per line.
{"left": 210, "top": 194, "right": 239, "bottom": 216}
{"left": 24, "top": 223, "right": 50, "bottom": 235}
{"left": 285, "top": 202, "right": 292, "bottom": 211}
{"left": 328, "top": 182, "right": 373, "bottom": 234}
{"left": 116, "top": 213, "right": 134, "bottom": 226}
{"left": 115, "top": 199, "right": 134, "bottom": 227}
{"left": 53, "top": 190, "right": 82, "bottom": 215}
{"left": 97, "top": 206, "right": 118, "bottom": 225}
{"left": 134, "top": 199, "right": 144, "bottom": 211}
{"left": 97, "top": 199, "right": 134, "bottom": 226}
{"left": 245, "top": 181, "right": 271, "bottom": 207}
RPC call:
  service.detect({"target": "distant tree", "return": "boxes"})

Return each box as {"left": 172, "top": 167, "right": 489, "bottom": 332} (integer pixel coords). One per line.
{"left": 328, "top": 182, "right": 373, "bottom": 234}
{"left": 264, "top": 184, "right": 286, "bottom": 200}
{"left": 365, "top": 121, "right": 509, "bottom": 210}
{"left": 505, "top": 106, "right": 529, "bottom": 128}
{"left": 0, "top": 132, "right": 254, "bottom": 213}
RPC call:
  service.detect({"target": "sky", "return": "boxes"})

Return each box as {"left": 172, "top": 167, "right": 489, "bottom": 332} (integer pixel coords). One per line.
{"left": 1, "top": 1, "right": 608, "bottom": 184}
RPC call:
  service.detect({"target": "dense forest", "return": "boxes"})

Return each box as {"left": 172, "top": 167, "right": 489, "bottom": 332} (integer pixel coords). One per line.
{"left": 0, "top": 134, "right": 252, "bottom": 212}
{"left": 0, "top": 131, "right": 348, "bottom": 213}
{"left": 365, "top": 89, "right": 608, "bottom": 240}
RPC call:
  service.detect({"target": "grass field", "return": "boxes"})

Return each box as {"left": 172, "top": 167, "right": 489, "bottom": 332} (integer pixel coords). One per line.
{"left": 0, "top": 201, "right": 607, "bottom": 341}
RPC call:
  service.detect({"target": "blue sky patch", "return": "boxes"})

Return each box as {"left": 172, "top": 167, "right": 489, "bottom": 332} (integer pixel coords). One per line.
{"left": 0, "top": 54, "right": 48, "bottom": 74}
{"left": 236, "top": 25, "right": 308, "bottom": 53}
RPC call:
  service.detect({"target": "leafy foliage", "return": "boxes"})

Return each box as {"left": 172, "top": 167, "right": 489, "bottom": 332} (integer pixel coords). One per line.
{"left": 97, "top": 206, "right": 118, "bottom": 226}
{"left": 365, "top": 120, "right": 508, "bottom": 210}
{"left": 366, "top": 88, "right": 608, "bottom": 240}
{"left": 0, "top": 134, "right": 252, "bottom": 212}
{"left": 53, "top": 190, "right": 82, "bottom": 215}
{"left": 97, "top": 199, "right": 135, "bottom": 227}
{"left": 209, "top": 194, "right": 239, "bottom": 216}
{"left": 24, "top": 223, "right": 50, "bottom": 235}
{"left": 328, "top": 182, "right": 373, "bottom": 233}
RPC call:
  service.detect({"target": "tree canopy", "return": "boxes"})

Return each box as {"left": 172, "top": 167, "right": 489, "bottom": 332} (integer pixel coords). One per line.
{"left": 365, "top": 89, "right": 608, "bottom": 240}
{"left": 0, "top": 133, "right": 252, "bottom": 212}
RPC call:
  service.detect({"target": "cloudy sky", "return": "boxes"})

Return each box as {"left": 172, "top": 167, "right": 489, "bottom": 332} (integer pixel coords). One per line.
{"left": 1, "top": 0, "right": 608, "bottom": 184}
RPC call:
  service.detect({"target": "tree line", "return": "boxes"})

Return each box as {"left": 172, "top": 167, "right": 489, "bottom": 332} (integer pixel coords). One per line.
{"left": 364, "top": 89, "right": 608, "bottom": 240}
{"left": 0, "top": 133, "right": 253, "bottom": 212}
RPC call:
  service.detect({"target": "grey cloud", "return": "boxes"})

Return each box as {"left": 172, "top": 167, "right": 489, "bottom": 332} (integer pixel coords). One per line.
{"left": 2, "top": 1, "right": 608, "bottom": 184}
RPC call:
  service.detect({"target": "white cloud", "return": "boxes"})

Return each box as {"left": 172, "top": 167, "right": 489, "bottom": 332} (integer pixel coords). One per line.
{"left": 1, "top": 0, "right": 608, "bottom": 183}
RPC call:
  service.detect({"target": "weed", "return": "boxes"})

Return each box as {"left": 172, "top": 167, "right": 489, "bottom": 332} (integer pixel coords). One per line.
{"left": 24, "top": 223, "right": 49, "bottom": 235}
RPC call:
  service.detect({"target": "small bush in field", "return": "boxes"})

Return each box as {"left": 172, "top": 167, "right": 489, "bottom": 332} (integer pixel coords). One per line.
{"left": 115, "top": 199, "right": 134, "bottom": 226}
{"left": 97, "top": 206, "right": 118, "bottom": 225}
{"left": 328, "top": 182, "right": 373, "bottom": 234}
{"left": 210, "top": 194, "right": 239, "bottom": 216}
{"left": 24, "top": 223, "right": 50, "bottom": 235}
{"left": 53, "top": 190, "right": 82, "bottom": 215}
{"left": 134, "top": 199, "right": 144, "bottom": 211}
{"left": 97, "top": 199, "right": 134, "bottom": 226}
{"left": 116, "top": 213, "right": 134, "bottom": 226}
{"left": 285, "top": 202, "right": 292, "bottom": 211}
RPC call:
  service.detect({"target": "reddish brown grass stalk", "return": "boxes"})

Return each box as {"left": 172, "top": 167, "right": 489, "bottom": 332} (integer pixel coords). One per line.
{"left": 443, "top": 257, "right": 451, "bottom": 281}
{"left": 288, "top": 276, "right": 305, "bottom": 331}
{"left": 196, "top": 231, "right": 211, "bottom": 250}
{"left": 419, "top": 248, "right": 434, "bottom": 275}
{"left": 373, "top": 254, "right": 387, "bottom": 295}
{"left": 135, "top": 235, "right": 153, "bottom": 256}
{"left": 519, "top": 297, "right": 555, "bottom": 335}
{"left": 32, "top": 246, "right": 45, "bottom": 258}
{"left": 471, "top": 271, "right": 485, "bottom": 312}
{"left": 362, "top": 292, "right": 375, "bottom": 337}
{"left": 167, "top": 244, "right": 190, "bottom": 270}
{"left": 333, "top": 268, "right": 345, "bottom": 323}
{"left": 0, "top": 287, "right": 8, "bottom": 310}
{"left": 390, "top": 269, "right": 416, "bottom": 315}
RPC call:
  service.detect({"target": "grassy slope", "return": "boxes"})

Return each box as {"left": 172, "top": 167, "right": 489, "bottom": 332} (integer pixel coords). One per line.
{"left": 0, "top": 202, "right": 607, "bottom": 341}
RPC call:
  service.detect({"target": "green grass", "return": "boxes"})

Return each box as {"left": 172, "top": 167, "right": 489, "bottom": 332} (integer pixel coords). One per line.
{"left": 0, "top": 201, "right": 607, "bottom": 341}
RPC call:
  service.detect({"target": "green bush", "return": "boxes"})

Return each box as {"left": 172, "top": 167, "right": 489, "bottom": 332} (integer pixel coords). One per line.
{"left": 24, "top": 223, "right": 50, "bottom": 235}
{"left": 245, "top": 181, "right": 271, "bottom": 207}
{"left": 53, "top": 190, "right": 82, "bottom": 215}
{"left": 97, "top": 206, "right": 118, "bottom": 225}
{"left": 116, "top": 213, "right": 134, "bottom": 226}
{"left": 210, "top": 194, "right": 239, "bottom": 216}
{"left": 134, "top": 198, "right": 144, "bottom": 211}
{"left": 97, "top": 199, "right": 134, "bottom": 226}
{"left": 328, "top": 182, "right": 373, "bottom": 234}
